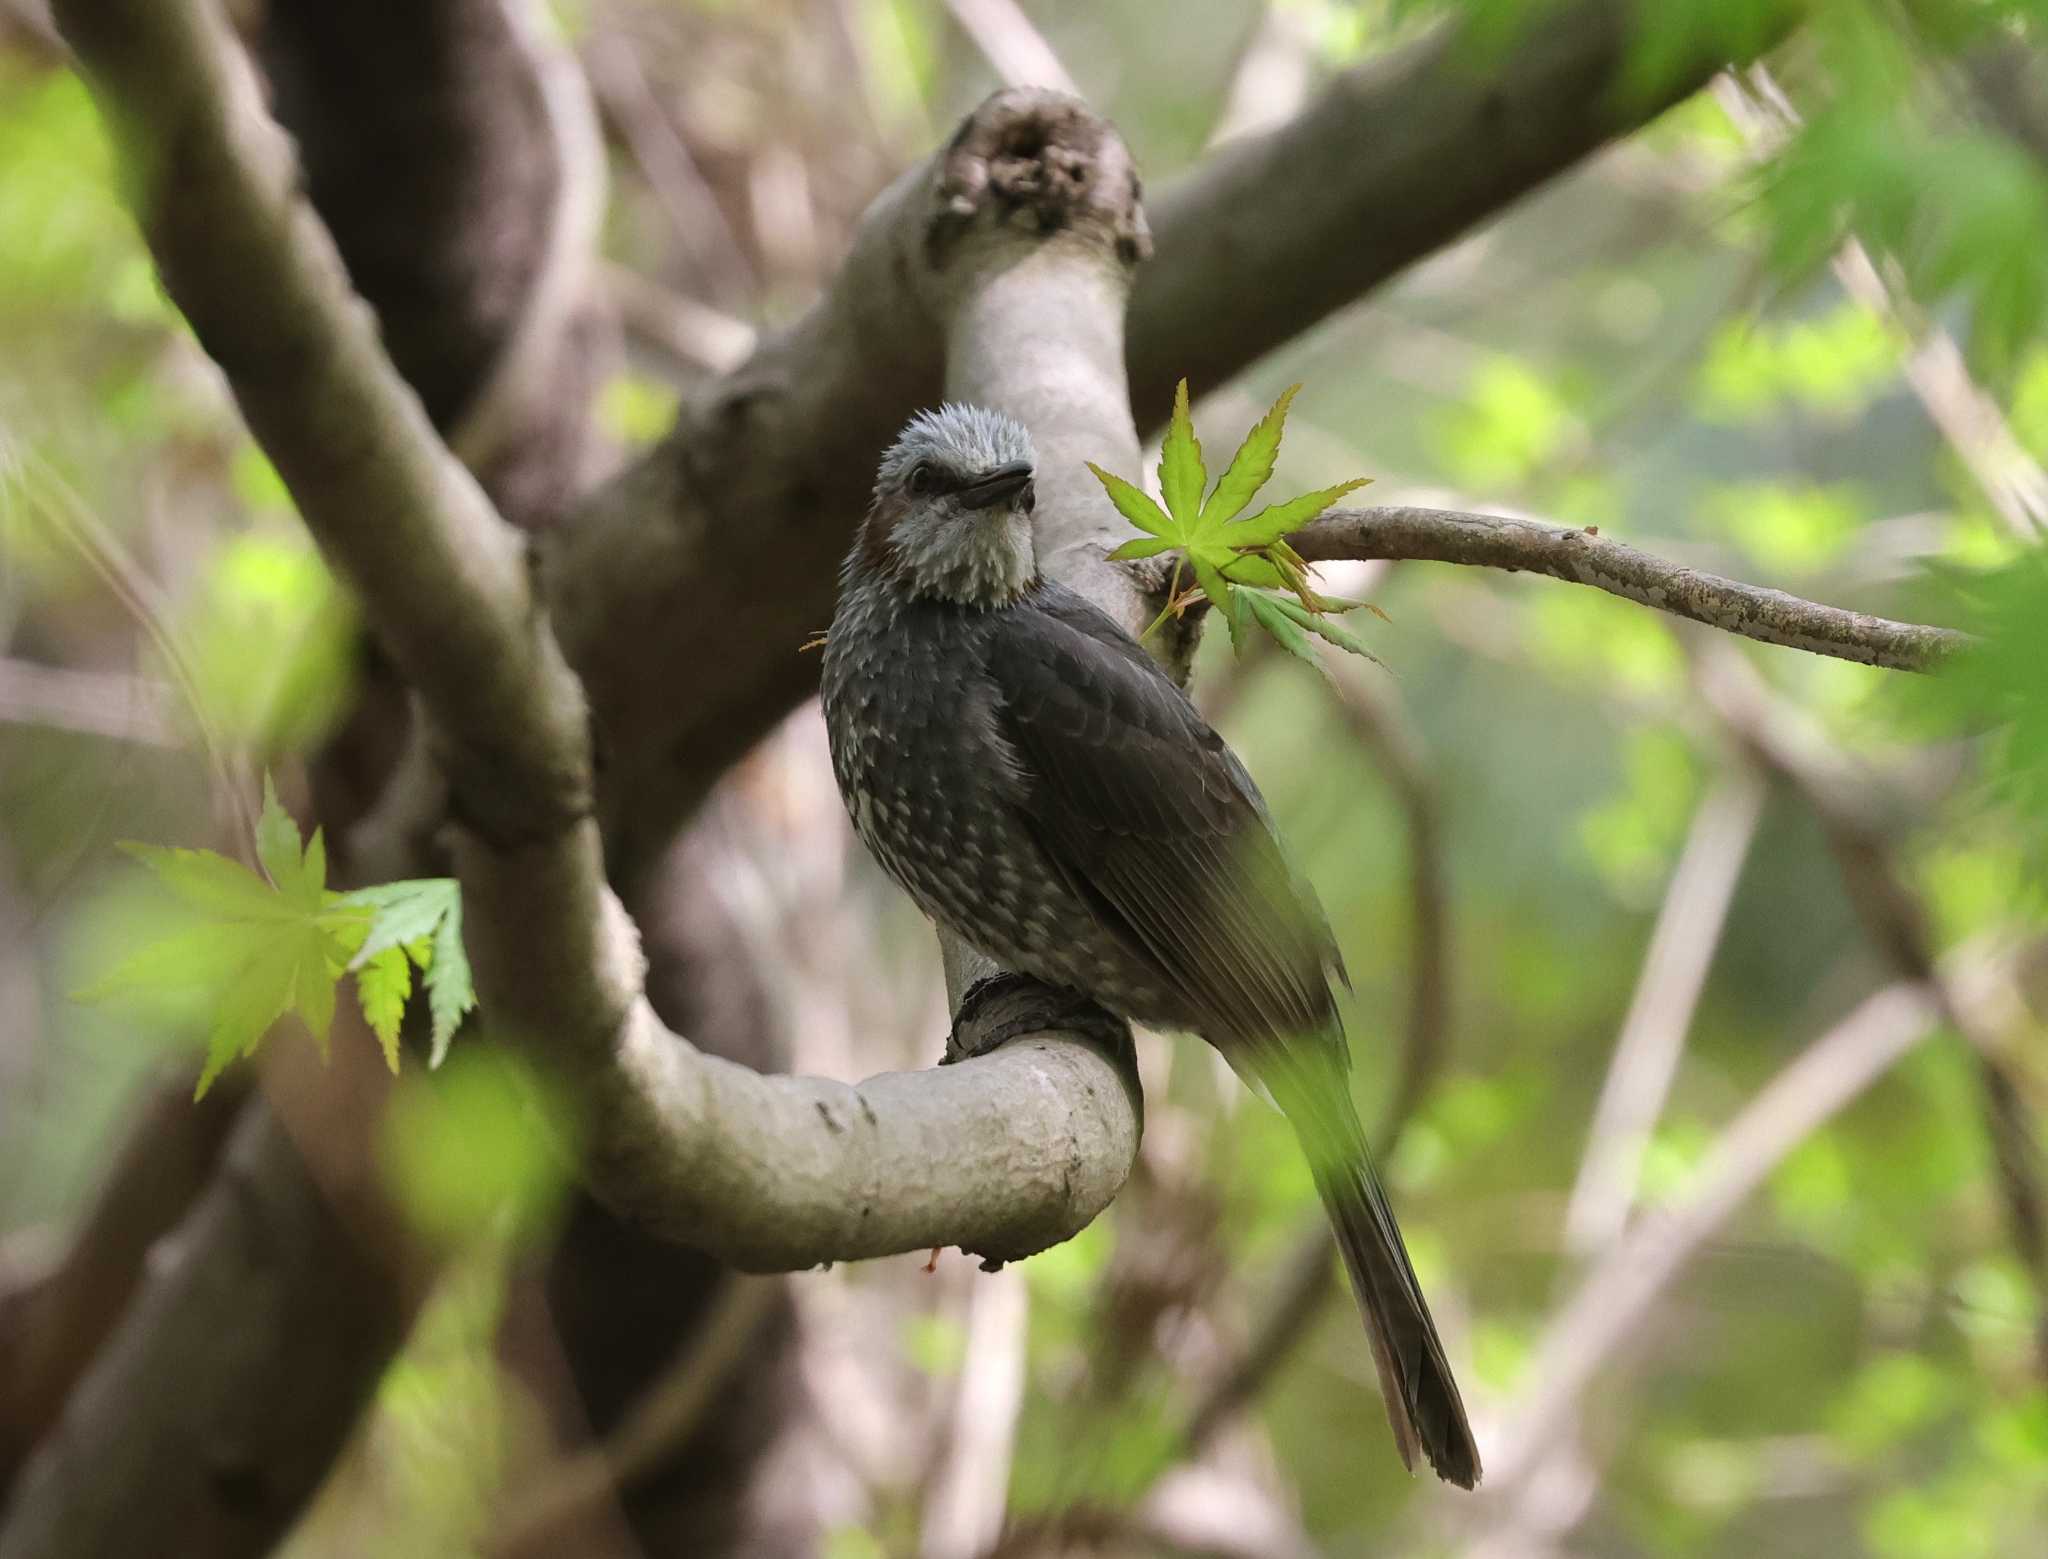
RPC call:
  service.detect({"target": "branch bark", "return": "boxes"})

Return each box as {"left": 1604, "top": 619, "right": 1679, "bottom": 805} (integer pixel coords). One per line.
{"left": 1290, "top": 506, "right": 1965, "bottom": 670}
{"left": 0, "top": 1107, "right": 408, "bottom": 1559}
{"left": 0, "top": 1076, "right": 243, "bottom": 1494}
{"left": 549, "top": 0, "right": 1807, "bottom": 873}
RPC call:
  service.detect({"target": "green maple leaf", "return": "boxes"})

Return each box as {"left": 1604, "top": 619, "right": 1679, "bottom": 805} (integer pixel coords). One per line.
{"left": 425, "top": 896, "right": 475, "bottom": 1068}
{"left": 1090, "top": 379, "right": 1379, "bottom": 659}
{"left": 336, "top": 877, "right": 473, "bottom": 1068}
{"left": 82, "top": 774, "right": 477, "bottom": 1095}
{"left": 356, "top": 945, "right": 411, "bottom": 1073}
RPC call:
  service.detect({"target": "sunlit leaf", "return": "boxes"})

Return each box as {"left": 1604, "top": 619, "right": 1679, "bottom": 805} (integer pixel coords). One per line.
{"left": 1106, "top": 535, "right": 1175, "bottom": 561}
{"left": 357, "top": 945, "right": 411, "bottom": 1073}
{"left": 1227, "top": 476, "right": 1372, "bottom": 548}
{"left": 1085, "top": 462, "right": 1172, "bottom": 537}
{"left": 1204, "top": 384, "right": 1299, "bottom": 525}
{"left": 1157, "top": 378, "right": 1206, "bottom": 523}
{"left": 426, "top": 897, "right": 476, "bottom": 1068}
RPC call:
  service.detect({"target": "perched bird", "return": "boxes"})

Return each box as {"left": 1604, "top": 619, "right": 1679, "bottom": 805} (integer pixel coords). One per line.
{"left": 821, "top": 404, "right": 1481, "bottom": 1488}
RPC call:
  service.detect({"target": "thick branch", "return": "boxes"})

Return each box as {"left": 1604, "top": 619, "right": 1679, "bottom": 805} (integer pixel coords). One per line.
{"left": 1291, "top": 506, "right": 1966, "bottom": 671}
{"left": 48, "top": 0, "right": 1140, "bottom": 1278}
{"left": 1128, "top": 0, "right": 1799, "bottom": 422}
{"left": 0, "top": 1108, "right": 407, "bottom": 1559}
{"left": 0, "top": 1077, "right": 243, "bottom": 1492}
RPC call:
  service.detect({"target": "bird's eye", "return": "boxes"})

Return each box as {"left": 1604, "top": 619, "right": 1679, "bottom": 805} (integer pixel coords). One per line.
{"left": 909, "top": 463, "right": 933, "bottom": 494}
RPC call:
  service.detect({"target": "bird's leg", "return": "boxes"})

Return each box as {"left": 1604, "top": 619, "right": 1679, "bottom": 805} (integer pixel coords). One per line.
{"left": 942, "top": 973, "right": 1132, "bottom": 1066}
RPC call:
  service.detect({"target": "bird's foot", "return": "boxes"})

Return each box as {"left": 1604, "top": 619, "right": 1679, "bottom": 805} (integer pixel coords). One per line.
{"left": 942, "top": 973, "right": 1130, "bottom": 1066}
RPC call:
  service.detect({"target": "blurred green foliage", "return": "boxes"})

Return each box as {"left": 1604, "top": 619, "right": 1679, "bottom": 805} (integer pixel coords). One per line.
{"left": 5, "top": 1, "right": 2048, "bottom": 1555}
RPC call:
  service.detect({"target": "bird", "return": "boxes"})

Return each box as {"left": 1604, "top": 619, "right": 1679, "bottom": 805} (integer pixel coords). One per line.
{"left": 820, "top": 403, "right": 1481, "bottom": 1489}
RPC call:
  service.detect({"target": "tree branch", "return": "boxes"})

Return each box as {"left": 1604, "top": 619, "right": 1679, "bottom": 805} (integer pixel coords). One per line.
{"left": 46, "top": 0, "right": 1141, "bottom": 1269}
{"left": 0, "top": 1077, "right": 243, "bottom": 1493}
{"left": 1480, "top": 979, "right": 1945, "bottom": 1496}
{"left": 0, "top": 1107, "right": 408, "bottom": 1559}
{"left": 1128, "top": 0, "right": 1801, "bottom": 423}
{"left": 1290, "top": 506, "right": 1966, "bottom": 671}
{"left": 551, "top": 0, "right": 1804, "bottom": 873}
{"left": 1692, "top": 644, "right": 2048, "bottom": 1376}
{"left": 1561, "top": 768, "right": 1764, "bottom": 1255}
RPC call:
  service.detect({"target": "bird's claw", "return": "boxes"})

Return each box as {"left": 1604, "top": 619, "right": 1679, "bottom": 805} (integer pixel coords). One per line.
{"left": 942, "top": 973, "right": 1129, "bottom": 1065}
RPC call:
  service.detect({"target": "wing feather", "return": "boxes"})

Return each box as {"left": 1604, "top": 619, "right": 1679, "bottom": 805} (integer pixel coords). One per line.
{"left": 982, "top": 582, "right": 1342, "bottom": 1044}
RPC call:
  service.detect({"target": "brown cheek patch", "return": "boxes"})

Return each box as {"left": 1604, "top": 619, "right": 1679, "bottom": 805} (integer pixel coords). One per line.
{"left": 857, "top": 506, "right": 907, "bottom": 579}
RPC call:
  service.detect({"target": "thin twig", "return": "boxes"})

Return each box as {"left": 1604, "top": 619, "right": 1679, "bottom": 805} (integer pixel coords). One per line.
{"left": 1483, "top": 979, "right": 1947, "bottom": 1495}
{"left": 604, "top": 261, "right": 757, "bottom": 377}
{"left": 1562, "top": 769, "right": 1766, "bottom": 1255}
{"left": 941, "top": 0, "right": 1078, "bottom": 95}
{"left": 1179, "top": 1219, "right": 1337, "bottom": 1457}
{"left": 1333, "top": 667, "right": 1453, "bottom": 1144}
{"left": 491, "top": 1274, "right": 780, "bottom": 1558}
{"left": 1291, "top": 506, "right": 1966, "bottom": 671}
{"left": 920, "top": 1266, "right": 1030, "bottom": 1559}
{"left": 582, "top": 26, "right": 760, "bottom": 305}
{"left": 1694, "top": 643, "right": 2048, "bottom": 1376}
{"left": 0, "top": 657, "right": 178, "bottom": 747}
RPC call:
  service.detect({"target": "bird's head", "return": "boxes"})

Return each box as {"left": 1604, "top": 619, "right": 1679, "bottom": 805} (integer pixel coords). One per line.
{"left": 853, "top": 404, "right": 1039, "bottom": 608}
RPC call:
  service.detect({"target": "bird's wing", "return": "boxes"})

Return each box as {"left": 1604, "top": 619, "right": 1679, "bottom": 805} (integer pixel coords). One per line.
{"left": 982, "top": 583, "right": 1344, "bottom": 1045}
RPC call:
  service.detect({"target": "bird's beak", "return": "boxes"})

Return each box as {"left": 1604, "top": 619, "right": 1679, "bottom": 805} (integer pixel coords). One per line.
{"left": 957, "top": 462, "right": 1034, "bottom": 510}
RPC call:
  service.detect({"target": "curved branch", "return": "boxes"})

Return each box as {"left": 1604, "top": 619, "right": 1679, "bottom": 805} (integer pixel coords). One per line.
{"left": 1291, "top": 506, "right": 1966, "bottom": 671}
{"left": 47, "top": 0, "right": 1139, "bottom": 1279}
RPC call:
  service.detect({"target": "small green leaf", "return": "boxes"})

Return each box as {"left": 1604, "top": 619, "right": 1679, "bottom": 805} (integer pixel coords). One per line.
{"left": 1157, "top": 379, "right": 1207, "bottom": 525}
{"left": 255, "top": 775, "right": 303, "bottom": 896}
{"left": 1086, "top": 462, "right": 1175, "bottom": 539}
{"left": 342, "top": 878, "right": 458, "bottom": 969}
{"left": 120, "top": 844, "right": 294, "bottom": 922}
{"left": 76, "top": 922, "right": 261, "bottom": 1005}
{"left": 297, "top": 946, "right": 338, "bottom": 1059}
{"left": 426, "top": 898, "right": 476, "bottom": 1068}
{"left": 357, "top": 945, "right": 411, "bottom": 1073}
{"left": 1190, "top": 555, "right": 1234, "bottom": 621}
{"left": 1223, "top": 581, "right": 1253, "bottom": 656}
{"left": 1218, "top": 552, "right": 1287, "bottom": 589}
{"left": 1244, "top": 590, "right": 1330, "bottom": 679}
{"left": 1107, "top": 536, "right": 1176, "bottom": 561}
{"left": 195, "top": 936, "right": 299, "bottom": 1098}
{"left": 1203, "top": 385, "right": 1300, "bottom": 525}
{"left": 1227, "top": 477, "right": 1372, "bottom": 547}
{"left": 1271, "top": 594, "right": 1383, "bottom": 665}
{"left": 299, "top": 828, "right": 328, "bottom": 906}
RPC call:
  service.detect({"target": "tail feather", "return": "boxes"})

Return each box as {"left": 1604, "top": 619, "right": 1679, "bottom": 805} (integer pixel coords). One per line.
{"left": 1271, "top": 1064, "right": 1481, "bottom": 1488}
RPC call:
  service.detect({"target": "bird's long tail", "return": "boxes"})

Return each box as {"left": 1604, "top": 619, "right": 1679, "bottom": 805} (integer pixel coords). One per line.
{"left": 1268, "top": 1058, "right": 1481, "bottom": 1488}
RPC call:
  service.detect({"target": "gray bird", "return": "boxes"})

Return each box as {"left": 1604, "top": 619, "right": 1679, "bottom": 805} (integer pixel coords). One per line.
{"left": 821, "top": 404, "right": 1480, "bottom": 1488}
